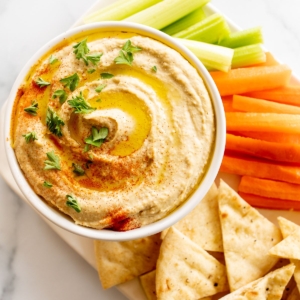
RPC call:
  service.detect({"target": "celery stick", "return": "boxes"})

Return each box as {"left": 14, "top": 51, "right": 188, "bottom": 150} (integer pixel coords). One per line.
{"left": 176, "top": 38, "right": 234, "bottom": 72}
{"left": 84, "top": 0, "right": 161, "bottom": 23}
{"left": 218, "top": 27, "right": 263, "bottom": 48}
{"left": 161, "top": 8, "right": 206, "bottom": 36}
{"left": 173, "top": 13, "right": 230, "bottom": 44}
{"left": 124, "top": 0, "right": 210, "bottom": 30}
{"left": 232, "top": 44, "right": 266, "bottom": 69}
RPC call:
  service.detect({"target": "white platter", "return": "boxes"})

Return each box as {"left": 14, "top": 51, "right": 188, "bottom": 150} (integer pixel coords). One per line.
{"left": 1, "top": 1, "right": 300, "bottom": 299}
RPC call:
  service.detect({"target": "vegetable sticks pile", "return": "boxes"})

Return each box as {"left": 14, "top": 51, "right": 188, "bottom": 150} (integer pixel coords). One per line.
{"left": 84, "top": 0, "right": 265, "bottom": 72}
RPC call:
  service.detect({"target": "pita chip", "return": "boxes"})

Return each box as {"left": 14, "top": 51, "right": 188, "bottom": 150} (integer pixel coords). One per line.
{"left": 269, "top": 227, "right": 300, "bottom": 260}
{"left": 218, "top": 180, "right": 282, "bottom": 291}
{"left": 156, "top": 227, "right": 229, "bottom": 300}
{"left": 94, "top": 234, "right": 161, "bottom": 289}
{"left": 161, "top": 183, "right": 223, "bottom": 252}
{"left": 220, "top": 264, "right": 295, "bottom": 300}
{"left": 276, "top": 217, "right": 300, "bottom": 293}
{"left": 140, "top": 270, "right": 157, "bottom": 300}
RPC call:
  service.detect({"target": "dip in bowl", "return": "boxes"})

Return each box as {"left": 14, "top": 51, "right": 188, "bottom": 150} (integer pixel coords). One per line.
{"left": 5, "top": 22, "right": 225, "bottom": 240}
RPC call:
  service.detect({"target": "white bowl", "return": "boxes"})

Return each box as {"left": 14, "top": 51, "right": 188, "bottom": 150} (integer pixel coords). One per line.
{"left": 4, "top": 22, "right": 225, "bottom": 241}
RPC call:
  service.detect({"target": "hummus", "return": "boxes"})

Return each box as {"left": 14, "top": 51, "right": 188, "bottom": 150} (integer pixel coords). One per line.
{"left": 12, "top": 30, "right": 215, "bottom": 230}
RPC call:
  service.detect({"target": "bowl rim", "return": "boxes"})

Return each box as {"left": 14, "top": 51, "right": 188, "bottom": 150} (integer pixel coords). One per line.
{"left": 4, "top": 21, "right": 225, "bottom": 241}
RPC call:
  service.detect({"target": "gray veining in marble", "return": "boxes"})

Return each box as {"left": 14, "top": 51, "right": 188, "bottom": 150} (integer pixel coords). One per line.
{"left": 1, "top": 0, "right": 300, "bottom": 299}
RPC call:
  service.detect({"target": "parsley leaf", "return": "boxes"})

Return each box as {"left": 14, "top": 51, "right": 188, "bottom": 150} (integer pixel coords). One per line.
{"left": 85, "top": 126, "right": 108, "bottom": 147}
{"left": 122, "top": 40, "right": 142, "bottom": 53}
{"left": 44, "top": 150, "right": 61, "bottom": 170}
{"left": 95, "top": 84, "right": 106, "bottom": 93}
{"left": 46, "top": 108, "right": 65, "bottom": 137}
{"left": 52, "top": 90, "right": 68, "bottom": 104}
{"left": 60, "top": 73, "right": 80, "bottom": 92}
{"left": 22, "top": 132, "right": 38, "bottom": 143}
{"left": 114, "top": 40, "right": 141, "bottom": 66}
{"left": 24, "top": 100, "right": 39, "bottom": 116}
{"left": 152, "top": 66, "right": 157, "bottom": 72}
{"left": 68, "top": 92, "right": 96, "bottom": 114}
{"left": 66, "top": 195, "right": 81, "bottom": 213}
{"left": 72, "top": 163, "right": 85, "bottom": 176}
{"left": 86, "top": 53, "right": 103, "bottom": 65}
{"left": 43, "top": 181, "right": 53, "bottom": 188}
{"left": 36, "top": 77, "right": 51, "bottom": 88}
{"left": 87, "top": 68, "right": 96, "bottom": 74}
{"left": 49, "top": 55, "right": 58, "bottom": 65}
{"left": 114, "top": 50, "right": 133, "bottom": 66}
{"left": 73, "top": 39, "right": 89, "bottom": 65}
{"left": 100, "top": 73, "right": 114, "bottom": 79}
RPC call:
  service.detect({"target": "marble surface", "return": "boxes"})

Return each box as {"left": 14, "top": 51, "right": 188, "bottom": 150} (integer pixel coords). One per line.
{"left": 1, "top": 0, "right": 300, "bottom": 299}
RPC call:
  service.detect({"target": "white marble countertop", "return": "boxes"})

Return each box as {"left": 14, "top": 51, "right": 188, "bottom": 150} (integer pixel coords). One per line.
{"left": 1, "top": 0, "right": 300, "bottom": 299}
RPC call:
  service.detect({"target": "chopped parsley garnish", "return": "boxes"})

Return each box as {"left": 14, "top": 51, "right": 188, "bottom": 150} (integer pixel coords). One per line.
{"left": 66, "top": 195, "right": 81, "bottom": 213}
{"left": 73, "top": 39, "right": 102, "bottom": 66}
{"left": 22, "top": 132, "right": 38, "bottom": 143}
{"left": 46, "top": 108, "right": 65, "bottom": 137}
{"left": 52, "top": 90, "right": 68, "bottom": 104}
{"left": 100, "top": 73, "right": 114, "bottom": 79}
{"left": 43, "top": 181, "right": 53, "bottom": 188}
{"left": 68, "top": 92, "right": 96, "bottom": 114}
{"left": 95, "top": 84, "right": 106, "bottom": 93}
{"left": 114, "top": 40, "right": 141, "bottom": 66}
{"left": 85, "top": 126, "right": 108, "bottom": 148}
{"left": 36, "top": 77, "right": 51, "bottom": 88}
{"left": 152, "top": 65, "right": 157, "bottom": 72}
{"left": 44, "top": 150, "right": 61, "bottom": 170}
{"left": 49, "top": 55, "right": 58, "bottom": 65}
{"left": 72, "top": 163, "right": 85, "bottom": 176}
{"left": 87, "top": 68, "right": 96, "bottom": 74}
{"left": 60, "top": 73, "right": 80, "bottom": 92}
{"left": 24, "top": 100, "right": 39, "bottom": 116}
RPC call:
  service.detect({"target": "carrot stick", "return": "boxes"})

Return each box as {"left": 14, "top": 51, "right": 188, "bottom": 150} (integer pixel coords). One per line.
{"left": 226, "top": 133, "right": 300, "bottom": 162}
{"left": 222, "top": 96, "right": 240, "bottom": 112}
{"left": 221, "top": 154, "right": 300, "bottom": 183}
{"left": 230, "top": 131, "right": 300, "bottom": 144}
{"left": 232, "top": 95, "right": 300, "bottom": 114}
{"left": 239, "top": 192, "right": 300, "bottom": 211}
{"left": 249, "top": 52, "right": 279, "bottom": 67}
{"left": 210, "top": 64, "right": 291, "bottom": 96}
{"left": 245, "top": 85, "right": 300, "bottom": 106}
{"left": 239, "top": 176, "right": 300, "bottom": 201}
{"left": 226, "top": 112, "right": 300, "bottom": 133}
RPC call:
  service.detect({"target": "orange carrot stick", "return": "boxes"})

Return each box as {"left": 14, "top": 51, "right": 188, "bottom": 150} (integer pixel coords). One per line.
{"left": 226, "top": 112, "right": 300, "bottom": 133}
{"left": 245, "top": 85, "right": 300, "bottom": 106}
{"left": 239, "top": 176, "right": 300, "bottom": 201}
{"left": 248, "top": 52, "right": 279, "bottom": 68}
{"left": 221, "top": 154, "right": 300, "bottom": 183}
{"left": 232, "top": 95, "right": 300, "bottom": 114}
{"left": 222, "top": 96, "right": 240, "bottom": 112}
{"left": 239, "top": 192, "right": 300, "bottom": 211}
{"left": 226, "top": 133, "right": 300, "bottom": 162}
{"left": 230, "top": 131, "right": 300, "bottom": 144}
{"left": 210, "top": 64, "right": 291, "bottom": 96}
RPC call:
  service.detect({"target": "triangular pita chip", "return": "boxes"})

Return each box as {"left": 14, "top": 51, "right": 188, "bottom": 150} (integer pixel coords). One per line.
{"left": 161, "top": 183, "right": 223, "bottom": 252}
{"left": 94, "top": 234, "right": 161, "bottom": 289}
{"left": 140, "top": 270, "right": 157, "bottom": 300}
{"left": 277, "top": 217, "right": 300, "bottom": 294}
{"left": 269, "top": 227, "right": 300, "bottom": 260}
{"left": 218, "top": 180, "right": 282, "bottom": 291}
{"left": 156, "top": 227, "right": 229, "bottom": 299}
{"left": 219, "top": 264, "right": 295, "bottom": 300}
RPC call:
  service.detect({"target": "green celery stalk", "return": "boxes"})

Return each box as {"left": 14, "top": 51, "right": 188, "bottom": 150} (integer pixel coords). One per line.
{"left": 176, "top": 38, "right": 234, "bottom": 72}
{"left": 232, "top": 44, "right": 266, "bottom": 69}
{"left": 218, "top": 26, "right": 263, "bottom": 48}
{"left": 124, "top": 0, "right": 210, "bottom": 30}
{"left": 173, "top": 13, "right": 230, "bottom": 44}
{"left": 84, "top": 0, "right": 161, "bottom": 23}
{"left": 161, "top": 8, "right": 206, "bottom": 36}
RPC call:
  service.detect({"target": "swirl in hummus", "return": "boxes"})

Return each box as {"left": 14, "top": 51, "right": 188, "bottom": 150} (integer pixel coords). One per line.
{"left": 12, "top": 30, "right": 215, "bottom": 231}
